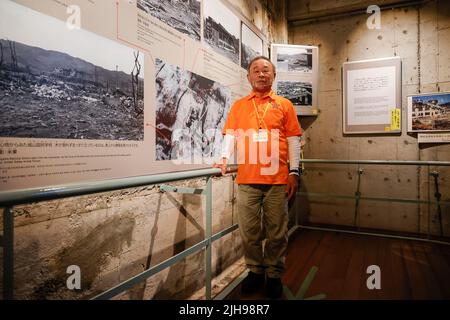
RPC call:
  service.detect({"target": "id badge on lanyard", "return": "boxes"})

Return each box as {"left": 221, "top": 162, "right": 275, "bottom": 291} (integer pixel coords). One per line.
{"left": 252, "top": 98, "right": 270, "bottom": 143}
{"left": 253, "top": 129, "right": 268, "bottom": 143}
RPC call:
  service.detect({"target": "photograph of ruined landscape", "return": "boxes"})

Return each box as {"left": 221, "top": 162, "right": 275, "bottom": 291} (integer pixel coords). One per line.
{"left": 204, "top": 0, "right": 240, "bottom": 65}
{"left": 0, "top": 2, "right": 145, "bottom": 141}
{"left": 137, "top": 0, "right": 201, "bottom": 41}
{"left": 0, "top": 39, "right": 144, "bottom": 141}
{"left": 409, "top": 93, "right": 450, "bottom": 131}
{"left": 241, "top": 23, "right": 263, "bottom": 71}
{"left": 155, "top": 58, "right": 231, "bottom": 161}
{"left": 277, "top": 81, "right": 313, "bottom": 106}
{"left": 277, "top": 47, "right": 313, "bottom": 73}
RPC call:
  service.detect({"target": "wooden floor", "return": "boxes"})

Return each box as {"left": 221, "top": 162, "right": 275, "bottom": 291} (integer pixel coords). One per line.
{"left": 226, "top": 228, "right": 450, "bottom": 300}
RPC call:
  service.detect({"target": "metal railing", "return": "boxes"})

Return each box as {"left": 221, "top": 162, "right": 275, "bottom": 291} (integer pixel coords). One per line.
{"left": 296, "top": 159, "right": 450, "bottom": 243}
{"left": 0, "top": 167, "right": 238, "bottom": 300}
{"left": 1, "top": 159, "right": 450, "bottom": 300}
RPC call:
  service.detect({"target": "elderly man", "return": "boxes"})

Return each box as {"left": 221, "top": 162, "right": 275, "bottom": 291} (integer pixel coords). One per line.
{"left": 215, "top": 56, "right": 302, "bottom": 299}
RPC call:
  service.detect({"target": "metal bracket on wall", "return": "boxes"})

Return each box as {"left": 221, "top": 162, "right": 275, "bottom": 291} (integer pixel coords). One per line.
{"left": 158, "top": 178, "right": 214, "bottom": 300}
{"left": 430, "top": 171, "right": 443, "bottom": 237}
{"left": 353, "top": 167, "right": 364, "bottom": 229}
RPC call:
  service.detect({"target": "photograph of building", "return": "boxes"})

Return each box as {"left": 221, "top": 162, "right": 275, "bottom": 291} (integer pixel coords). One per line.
{"left": 204, "top": 0, "right": 240, "bottom": 64}
{"left": 410, "top": 93, "right": 450, "bottom": 131}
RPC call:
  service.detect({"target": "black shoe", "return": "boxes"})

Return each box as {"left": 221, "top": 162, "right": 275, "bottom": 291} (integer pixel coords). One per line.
{"left": 241, "top": 271, "right": 265, "bottom": 295}
{"left": 266, "top": 277, "right": 283, "bottom": 299}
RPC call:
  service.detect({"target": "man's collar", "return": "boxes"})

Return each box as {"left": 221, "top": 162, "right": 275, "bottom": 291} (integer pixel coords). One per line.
{"left": 247, "top": 90, "right": 275, "bottom": 100}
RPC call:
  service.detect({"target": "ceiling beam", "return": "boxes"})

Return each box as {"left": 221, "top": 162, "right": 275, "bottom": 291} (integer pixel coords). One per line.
{"left": 288, "top": 0, "right": 427, "bottom": 26}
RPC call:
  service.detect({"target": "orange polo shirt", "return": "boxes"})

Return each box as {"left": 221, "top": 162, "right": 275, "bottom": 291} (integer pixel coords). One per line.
{"left": 222, "top": 90, "right": 302, "bottom": 185}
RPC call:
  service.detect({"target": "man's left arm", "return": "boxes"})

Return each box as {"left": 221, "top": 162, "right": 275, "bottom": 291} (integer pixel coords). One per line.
{"left": 283, "top": 100, "right": 302, "bottom": 201}
{"left": 287, "top": 136, "right": 300, "bottom": 200}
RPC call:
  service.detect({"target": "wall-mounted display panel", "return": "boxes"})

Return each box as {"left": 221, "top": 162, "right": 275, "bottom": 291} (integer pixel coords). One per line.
{"left": 0, "top": 0, "right": 268, "bottom": 191}
{"left": 271, "top": 44, "right": 319, "bottom": 116}
{"left": 343, "top": 57, "right": 402, "bottom": 134}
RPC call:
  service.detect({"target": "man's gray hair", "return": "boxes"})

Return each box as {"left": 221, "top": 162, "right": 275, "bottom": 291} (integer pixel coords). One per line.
{"left": 247, "top": 56, "right": 276, "bottom": 74}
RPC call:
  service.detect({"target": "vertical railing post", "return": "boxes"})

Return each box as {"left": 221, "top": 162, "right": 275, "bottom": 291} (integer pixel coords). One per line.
{"left": 294, "top": 173, "right": 300, "bottom": 227}
{"left": 353, "top": 166, "right": 364, "bottom": 229}
{"left": 3, "top": 206, "right": 14, "bottom": 300}
{"left": 431, "top": 171, "right": 443, "bottom": 237}
{"left": 205, "top": 177, "right": 212, "bottom": 300}
{"left": 427, "top": 165, "right": 431, "bottom": 238}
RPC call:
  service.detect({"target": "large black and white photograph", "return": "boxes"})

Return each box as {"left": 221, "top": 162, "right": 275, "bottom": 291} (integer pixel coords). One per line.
{"left": 277, "top": 81, "right": 312, "bottom": 106}
{"left": 408, "top": 92, "right": 450, "bottom": 132}
{"left": 276, "top": 46, "right": 313, "bottom": 73}
{"left": 155, "top": 58, "right": 231, "bottom": 161}
{"left": 0, "top": 0, "right": 145, "bottom": 141}
{"left": 204, "top": 0, "right": 240, "bottom": 65}
{"left": 137, "top": 0, "right": 201, "bottom": 41}
{"left": 241, "top": 23, "right": 264, "bottom": 71}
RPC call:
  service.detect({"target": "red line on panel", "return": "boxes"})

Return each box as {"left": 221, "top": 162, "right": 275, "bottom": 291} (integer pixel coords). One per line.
{"left": 146, "top": 123, "right": 172, "bottom": 146}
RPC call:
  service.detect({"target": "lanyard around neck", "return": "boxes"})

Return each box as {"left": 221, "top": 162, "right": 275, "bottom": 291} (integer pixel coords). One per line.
{"left": 252, "top": 98, "right": 270, "bottom": 129}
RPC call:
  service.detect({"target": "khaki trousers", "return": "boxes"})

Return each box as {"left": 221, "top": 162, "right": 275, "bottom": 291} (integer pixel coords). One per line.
{"left": 237, "top": 184, "right": 288, "bottom": 278}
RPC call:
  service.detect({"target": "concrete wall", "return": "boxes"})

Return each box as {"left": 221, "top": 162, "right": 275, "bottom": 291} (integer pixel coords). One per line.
{"left": 1, "top": 177, "right": 244, "bottom": 299}
{"left": 0, "top": 0, "right": 288, "bottom": 300}
{"left": 289, "top": 0, "right": 450, "bottom": 236}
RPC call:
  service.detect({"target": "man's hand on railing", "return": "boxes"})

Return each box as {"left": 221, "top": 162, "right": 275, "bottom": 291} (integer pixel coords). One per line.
{"left": 213, "top": 157, "right": 228, "bottom": 175}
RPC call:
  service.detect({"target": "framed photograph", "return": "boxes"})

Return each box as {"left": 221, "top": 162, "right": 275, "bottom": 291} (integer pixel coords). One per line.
{"left": 343, "top": 57, "right": 402, "bottom": 134}
{"left": 271, "top": 44, "right": 319, "bottom": 116}
{"left": 407, "top": 92, "right": 450, "bottom": 132}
